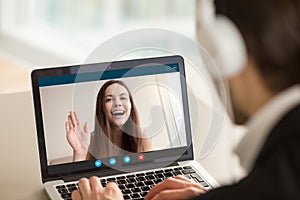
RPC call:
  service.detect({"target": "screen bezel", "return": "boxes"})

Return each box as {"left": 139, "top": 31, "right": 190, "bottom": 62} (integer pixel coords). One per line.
{"left": 31, "top": 55, "right": 194, "bottom": 182}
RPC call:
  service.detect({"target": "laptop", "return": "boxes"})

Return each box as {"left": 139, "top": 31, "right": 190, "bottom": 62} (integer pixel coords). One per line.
{"left": 31, "top": 55, "right": 219, "bottom": 200}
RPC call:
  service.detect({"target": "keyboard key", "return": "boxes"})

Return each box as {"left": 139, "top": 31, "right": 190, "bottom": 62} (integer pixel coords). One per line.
{"left": 100, "top": 179, "right": 106, "bottom": 183}
{"left": 141, "top": 192, "right": 148, "bottom": 197}
{"left": 107, "top": 177, "right": 116, "bottom": 182}
{"left": 130, "top": 193, "right": 140, "bottom": 199}
{"left": 164, "top": 172, "right": 173, "bottom": 177}
{"left": 154, "top": 170, "right": 163, "bottom": 173}
{"left": 182, "top": 169, "right": 195, "bottom": 174}
{"left": 164, "top": 169, "right": 173, "bottom": 172}
{"left": 123, "top": 194, "right": 130, "bottom": 199}
{"left": 117, "top": 176, "right": 126, "bottom": 180}
{"left": 126, "top": 174, "right": 135, "bottom": 178}
{"left": 146, "top": 171, "right": 154, "bottom": 175}
{"left": 66, "top": 183, "right": 76, "bottom": 188}
{"left": 135, "top": 182, "right": 145, "bottom": 187}
{"left": 173, "top": 167, "right": 183, "bottom": 171}
{"left": 131, "top": 188, "right": 141, "bottom": 193}
{"left": 155, "top": 174, "right": 164, "bottom": 179}
{"left": 136, "top": 173, "right": 145, "bottom": 177}
{"left": 68, "top": 187, "right": 77, "bottom": 192}
{"left": 190, "top": 173, "right": 204, "bottom": 182}
{"left": 144, "top": 180, "right": 154, "bottom": 186}
{"left": 122, "top": 189, "right": 131, "bottom": 194}
{"left": 136, "top": 176, "right": 145, "bottom": 181}
{"left": 173, "top": 171, "right": 182, "bottom": 176}
{"left": 118, "top": 185, "right": 125, "bottom": 190}
{"left": 117, "top": 179, "right": 127, "bottom": 185}
{"left": 125, "top": 183, "right": 135, "bottom": 188}
{"left": 127, "top": 178, "right": 136, "bottom": 183}
{"left": 183, "top": 166, "right": 192, "bottom": 169}
{"left": 200, "top": 181, "right": 209, "bottom": 187}
{"left": 141, "top": 186, "right": 151, "bottom": 191}
{"left": 61, "top": 193, "right": 72, "bottom": 199}
{"left": 154, "top": 178, "right": 163, "bottom": 184}
{"left": 58, "top": 188, "right": 68, "bottom": 194}
{"left": 145, "top": 175, "right": 155, "bottom": 180}
{"left": 56, "top": 185, "right": 66, "bottom": 190}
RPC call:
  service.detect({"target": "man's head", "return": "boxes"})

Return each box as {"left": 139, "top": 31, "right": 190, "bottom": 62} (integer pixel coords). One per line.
{"left": 215, "top": 0, "right": 300, "bottom": 123}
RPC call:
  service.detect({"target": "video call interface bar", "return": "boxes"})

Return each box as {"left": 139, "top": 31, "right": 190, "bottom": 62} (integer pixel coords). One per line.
{"left": 38, "top": 63, "right": 179, "bottom": 87}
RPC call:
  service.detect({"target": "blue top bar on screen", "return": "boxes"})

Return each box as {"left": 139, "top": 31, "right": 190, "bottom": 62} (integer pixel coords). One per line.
{"left": 38, "top": 63, "right": 179, "bottom": 87}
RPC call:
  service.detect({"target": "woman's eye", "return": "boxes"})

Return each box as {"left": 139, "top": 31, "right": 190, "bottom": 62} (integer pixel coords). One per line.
{"left": 121, "top": 97, "right": 128, "bottom": 100}
{"left": 105, "top": 98, "right": 112, "bottom": 102}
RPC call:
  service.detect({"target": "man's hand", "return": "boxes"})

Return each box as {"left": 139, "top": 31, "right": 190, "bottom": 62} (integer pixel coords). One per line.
{"left": 144, "top": 175, "right": 207, "bottom": 200}
{"left": 72, "top": 176, "right": 124, "bottom": 200}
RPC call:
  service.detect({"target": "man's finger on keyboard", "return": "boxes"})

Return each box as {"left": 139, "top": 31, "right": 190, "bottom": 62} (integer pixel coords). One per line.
{"left": 104, "top": 182, "right": 123, "bottom": 199}
{"left": 174, "top": 175, "right": 203, "bottom": 185}
{"left": 174, "top": 175, "right": 207, "bottom": 191}
{"left": 145, "top": 177, "right": 206, "bottom": 200}
{"left": 72, "top": 190, "right": 83, "bottom": 200}
{"left": 78, "top": 178, "right": 92, "bottom": 199}
{"left": 90, "top": 176, "right": 103, "bottom": 197}
{"left": 145, "top": 177, "right": 196, "bottom": 200}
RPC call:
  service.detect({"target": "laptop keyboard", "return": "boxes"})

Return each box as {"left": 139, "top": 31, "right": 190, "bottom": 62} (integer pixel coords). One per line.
{"left": 55, "top": 165, "right": 210, "bottom": 200}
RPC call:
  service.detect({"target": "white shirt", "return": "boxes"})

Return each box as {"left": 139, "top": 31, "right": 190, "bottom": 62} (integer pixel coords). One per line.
{"left": 234, "top": 85, "right": 300, "bottom": 173}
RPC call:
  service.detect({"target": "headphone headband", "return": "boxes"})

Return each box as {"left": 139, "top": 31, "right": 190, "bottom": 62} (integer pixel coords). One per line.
{"left": 196, "top": 0, "right": 247, "bottom": 78}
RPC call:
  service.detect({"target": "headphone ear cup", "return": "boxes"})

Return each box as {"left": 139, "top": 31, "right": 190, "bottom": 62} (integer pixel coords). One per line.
{"left": 197, "top": 15, "right": 247, "bottom": 79}
{"left": 195, "top": 0, "right": 248, "bottom": 122}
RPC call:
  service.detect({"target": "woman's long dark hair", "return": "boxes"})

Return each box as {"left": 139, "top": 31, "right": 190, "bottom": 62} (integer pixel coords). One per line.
{"left": 94, "top": 80, "right": 142, "bottom": 153}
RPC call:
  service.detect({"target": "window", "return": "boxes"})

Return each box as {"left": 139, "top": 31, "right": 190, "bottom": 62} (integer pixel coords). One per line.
{"left": 0, "top": 0, "right": 196, "bottom": 66}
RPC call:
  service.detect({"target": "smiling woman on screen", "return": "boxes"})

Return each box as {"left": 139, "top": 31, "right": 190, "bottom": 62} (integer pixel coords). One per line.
{"left": 65, "top": 80, "right": 152, "bottom": 162}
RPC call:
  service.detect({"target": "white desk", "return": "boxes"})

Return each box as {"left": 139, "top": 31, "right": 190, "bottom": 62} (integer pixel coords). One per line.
{"left": 0, "top": 91, "right": 47, "bottom": 199}
{"left": 0, "top": 91, "right": 242, "bottom": 200}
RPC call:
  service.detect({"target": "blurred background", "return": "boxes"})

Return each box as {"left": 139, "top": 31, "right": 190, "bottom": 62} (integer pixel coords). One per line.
{"left": 0, "top": 1, "right": 244, "bottom": 186}
{"left": 0, "top": 0, "right": 196, "bottom": 94}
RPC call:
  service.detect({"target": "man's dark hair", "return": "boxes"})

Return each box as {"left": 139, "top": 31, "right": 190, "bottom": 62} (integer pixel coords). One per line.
{"left": 216, "top": 0, "right": 300, "bottom": 92}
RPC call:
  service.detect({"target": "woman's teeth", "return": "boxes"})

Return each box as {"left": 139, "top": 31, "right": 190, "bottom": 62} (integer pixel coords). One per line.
{"left": 112, "top": 111, "right": 125, "bottom": 116}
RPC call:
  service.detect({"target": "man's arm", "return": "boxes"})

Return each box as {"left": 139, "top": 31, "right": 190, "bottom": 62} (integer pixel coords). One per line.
{"left": 191, "top": 137, "right": 300, "bottom": 200}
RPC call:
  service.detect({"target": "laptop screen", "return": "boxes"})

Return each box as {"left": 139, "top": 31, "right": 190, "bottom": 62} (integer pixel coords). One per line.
{"left": 32, "top": 55, "right": 193, "bottom": 181}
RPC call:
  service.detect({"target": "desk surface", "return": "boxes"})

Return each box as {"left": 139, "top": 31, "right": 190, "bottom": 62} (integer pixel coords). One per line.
{"left": 0, "top": 91, "right": 47, "bottom": 199}
{"left": 0, "top": 91, "right": 242, "bottom": 200}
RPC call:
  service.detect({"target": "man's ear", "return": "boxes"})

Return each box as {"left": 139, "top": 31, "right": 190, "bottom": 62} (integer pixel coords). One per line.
{"left": 228, "top": 71, "right": 249, "bottom": 125}
{"left": 228, "top": 57, "right": 275, "bottom": 122}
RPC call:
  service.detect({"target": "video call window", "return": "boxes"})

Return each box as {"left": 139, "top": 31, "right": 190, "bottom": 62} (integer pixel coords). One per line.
{"left": 39, "top": 64, "right": 187, "bottom": 166}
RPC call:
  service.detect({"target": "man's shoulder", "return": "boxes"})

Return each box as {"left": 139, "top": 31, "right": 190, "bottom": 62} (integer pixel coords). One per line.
{"left": 254, "top": 103, "right": 300, "bottom": 166}
{"left": 267, "top": 103, "right": 300, "bottom": 141}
